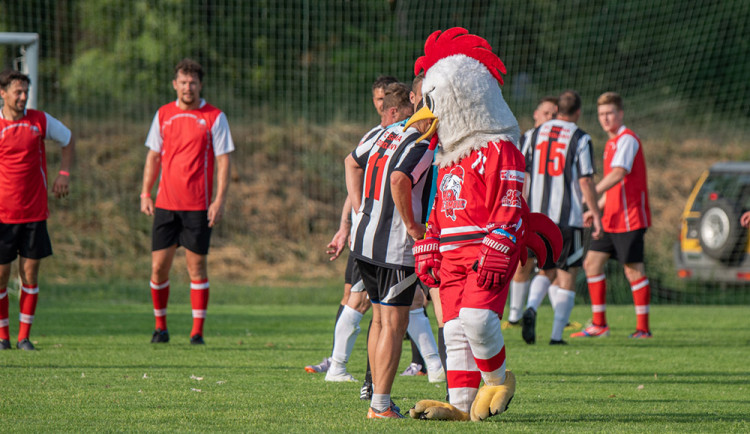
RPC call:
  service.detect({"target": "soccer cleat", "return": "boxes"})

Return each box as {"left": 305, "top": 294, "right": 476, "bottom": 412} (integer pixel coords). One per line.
{"left": 190, "top": 334, "right": 205, "bottom": 345}
{"left": 151, "top": 328, "right": 170, "bottom": 343}
{"left": 521, "top": 308, "right": 536, "bottom": 344}
{"left": 501, "top": 320, "right": 520, "bottom": 330}
{"left": 629, "top": 330, "right": 653, "bottom": 339}
{"left": 400, "top": 362, "right": 424, "bottom": 376}
{"left": 570, "top": 324, "right": 610, "bottom": 338}
{"left": 428, "top": 367, "right": 446, "bottom": 383}
{"left": 16, "top": 338, "right": 35, "bottom": 351}
{"left": 549, "top": 339, "right": 568, "bottom": 345}
{"left": 367, "top": 406, "right": 405, "bottom": 419}
{"left": 304, "top": 357, "right": 331, "bottom": 373}
{"left": 360, "top": 380, "right": 373, "bottom": 400}
{"left": 0, "top": 339, "right": 11, "bottom": 350}
{"left": 325, "top": 370, "right": 357, "bottom": 382}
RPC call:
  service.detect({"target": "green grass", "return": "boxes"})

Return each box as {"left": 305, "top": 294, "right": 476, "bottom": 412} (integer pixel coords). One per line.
{"left": 0, "top": 283, "right": 747, "bottom": 432}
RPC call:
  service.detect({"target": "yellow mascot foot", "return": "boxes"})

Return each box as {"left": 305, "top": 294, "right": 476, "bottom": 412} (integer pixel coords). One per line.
{"left": 409, "top": 400, "right": 470, "bottom": 421}
{"left": 470, "top": 370, "right": 516, "bottom": 422}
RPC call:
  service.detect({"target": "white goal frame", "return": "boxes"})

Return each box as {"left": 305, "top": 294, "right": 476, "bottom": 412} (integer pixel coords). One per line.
{"left": 0, "top": 32, "right": 39, "bottom": 109}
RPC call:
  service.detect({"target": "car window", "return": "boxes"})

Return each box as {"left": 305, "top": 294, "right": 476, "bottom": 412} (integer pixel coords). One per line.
{"left": 691, "top": 172, "right": 750, "bottom": 212}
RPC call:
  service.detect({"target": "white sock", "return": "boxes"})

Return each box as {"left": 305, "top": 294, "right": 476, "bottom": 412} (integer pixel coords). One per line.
{"left": 508, "top": 280, "right": 530, "bottom": 323}
{"left": 371, "top": 393, "right": 390, "bottom": 412}
{"left": 330, "top": 306, "right": 363, "bottom": 366}
{"left": 407, "top": 308, "right": 443, "bottom": 374}
{"left": 548, "top": 284, "right": 561, "bottom": 310}
{"left": 551, "top": 289, "right": 576, "bottom": 341}
{"left": 526, "top": 275, "right": 551, "bottom": 312}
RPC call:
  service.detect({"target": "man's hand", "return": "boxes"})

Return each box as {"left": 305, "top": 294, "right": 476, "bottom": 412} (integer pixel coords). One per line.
{"left": 140, "top": 195, "right": 155, "bottom": 216}
{"left": 741, "top": 211, "right": 750, "bottom": 228}
{"left": 476, "top": 229, "right": 519, "bottom": 291}
{"left": 407, "top": 222, "right": 427, "bottom": 242}
{"left": 52, "top": 174, "right": 70, "bottom": 198}
{"left": 207, "top": 201, "right": 225, "bottom": 227}
{"left": 326, "top": 229, "right": 349, "bottom": 261}
{"left": 413, "top": 237, "right": 441, "bottom": 288}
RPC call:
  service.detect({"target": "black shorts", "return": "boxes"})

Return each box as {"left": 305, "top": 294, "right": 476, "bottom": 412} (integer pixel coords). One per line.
{"left": 540, "top": 227, "right": 584, "bottom": 272}
{"left": 344, "top": 254, "right": 365, "bottom": 292}
{"left": 0, "top": 220, "right": 53, "bottom": 264}
{"left": 152, "top": 208, "right": 212, "bottom": 255}
{"left": 588, "top": 228, "right": 647, "bottom": 264}
{"left": 356, "top": 259, "right": 417, "bottom": 307}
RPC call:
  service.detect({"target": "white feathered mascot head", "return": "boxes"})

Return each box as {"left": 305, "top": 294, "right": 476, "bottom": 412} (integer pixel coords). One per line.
{"left": 406, "top": 27, "right": 520, "bottom": 168}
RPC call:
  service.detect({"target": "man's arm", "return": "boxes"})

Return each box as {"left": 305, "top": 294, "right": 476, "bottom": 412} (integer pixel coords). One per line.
{"left": 208, "top": 153, "right": 231, "bottom": 227}
{"left": 391, "top": 171, "right": 425, "bottom": 241}
{"left": 52, "top": 136, "right": 75, "bottom": 199}
{"left": 344, "top": 154, "right": 364, "bottom": 213}
{"left": 326, "top": 196, "right": 352, "bottom": 261}
{"left": 140, "top": 150, "right": 162, "bottom": 216}
{"left": 579, "top": 176, "right": 602, "bottom": 239}
{"left": 595, "top": 167, "right": 628, "bottom": 195}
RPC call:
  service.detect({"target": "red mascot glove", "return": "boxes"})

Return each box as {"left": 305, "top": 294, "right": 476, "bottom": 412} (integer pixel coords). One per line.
{"left": 413, "top": 237, "right": 442, "bottom": 288}
{"left": 476, "top": 228, "right": 520, "bottom": 291}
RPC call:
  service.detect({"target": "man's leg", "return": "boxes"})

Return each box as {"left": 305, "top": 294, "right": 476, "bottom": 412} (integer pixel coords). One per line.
{"left": 507, "top": 259, "right": 534, "bottom": 324}
{"left": 185, "top": 249, "right": 209, "bottom": 343}
{"left": 405, "top": 288, "right": 443, "bottom": 381}
{"left": 327, "top": 289, "right": 369, "bottom": 381}
{"left": 624, "top": 262, "right": 651, "bottom": 336}
{"left": 370, "top": 303, "right": 409, "bottom": 413}
{"left": 150, "top": 246, "right": 177, "bottom": 341}
{"left": 17, "top": 256, "right": 41, "bottom": 348}
{"left": 522, "top": 269, "right": 555, "bottom": 344}
{"left": 549, "top": 268, "right": 577, "bottom": 343}
{"left": 0, "top": 263, "right": 11, "bottom": 346}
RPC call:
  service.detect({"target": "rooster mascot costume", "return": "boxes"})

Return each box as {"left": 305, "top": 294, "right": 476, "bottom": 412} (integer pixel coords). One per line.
{"left": 406, "top": 28, "right": 562, "bottom": 422}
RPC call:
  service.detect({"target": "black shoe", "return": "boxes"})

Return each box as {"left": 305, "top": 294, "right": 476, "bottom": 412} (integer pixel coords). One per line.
{"left": 0, "top": 339, "right": 11, "bottom": 350}
{"left": 151, "top": 329, "right": 170, "bottom": 343}
{"left": 549, "top": 339, "right": 568, "bottom": 345}
{"left": 16, "top": 338, "right": 35, "bottom": 351}
{"left": 521, "top": 308, "right": 536, "bottom": 344}
{"left": 360, "top": 380, "right": 373, "bottom": 401}
{"left": 190, "top": 334, "right": 205, "bottom": 345}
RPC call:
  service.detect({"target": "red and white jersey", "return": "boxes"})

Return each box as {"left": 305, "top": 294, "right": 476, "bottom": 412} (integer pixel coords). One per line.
{"left": 145, "top": 99, "right": 234, "bottom": 211}
{"left": 428, "top": 139, "right": 526, "bottom": 256}
{"left": 602, "top": 125, "right": 650, "bottom": 232}
{"left": 0, "top": 109, "right": 72, "bottom": 223}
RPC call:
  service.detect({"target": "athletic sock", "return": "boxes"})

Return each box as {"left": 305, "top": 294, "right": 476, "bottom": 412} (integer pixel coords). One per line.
{"left": 587, "top": 274, "right": 607, "bottom": 326}
{"left": 190, "top": 279, "right": 210, "bottom": 337}
{"left": 150, "top": 279, "right": 170, "bottom": 330}
{"left": 526, "top": 274, "right": 551, "bottom": 312}
{"left": 364, "top": 318, "right": 373, "bottom": 383}
{"left": 18, "top": 284, "right": 39, "bottom": 341}
{"left": 331, "top": 305, "right": 363, "bottom": 365}
{"left": 631, "top": 276, "right": 651, "bottom": 332}
{"left": 508, "top": 280, "right": 530, "bottom": 323}
{"left": 548, "top": 284, "right": 560, "bottom": 310}
{"left": 371, "top": 393, "right": 390, "bottom": 413}
{"left": 0, "top": 287, "right": 9, "bottom": 341}
{"left": 330, "top": 304, "right": 345, "bottom": 355}
{"left": 407, "top": 307, "right": 441, "bottom": 374}
{"left": 551, "top": 289, "right": 576, "bottom": 341}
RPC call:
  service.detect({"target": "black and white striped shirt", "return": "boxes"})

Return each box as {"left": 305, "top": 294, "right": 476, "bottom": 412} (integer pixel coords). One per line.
{"left": 524, "top": 119, "right": 595, "bottom": 228}
{"left": 350, "top": 120, "right": 434, "bottom": 268}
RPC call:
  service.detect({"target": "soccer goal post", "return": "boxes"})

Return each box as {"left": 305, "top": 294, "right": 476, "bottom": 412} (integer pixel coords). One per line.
{"left": 0, "top": 32, "right": 39, "bottom": 109}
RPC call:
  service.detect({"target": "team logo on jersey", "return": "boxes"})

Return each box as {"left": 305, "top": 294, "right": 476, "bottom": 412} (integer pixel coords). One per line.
{"left": 439, "top": 166, "right": 467, "bottom": 221}
{"left": 500, "top": 170, "right": 524, "bottom": 183}
{"left": 501, "top": 189, "right": 522, "bottom": 208}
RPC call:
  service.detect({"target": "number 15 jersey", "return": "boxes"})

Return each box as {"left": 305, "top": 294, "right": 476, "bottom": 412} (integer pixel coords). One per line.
{"left": 524, "top": 119, "right": 595, "bottom": 228}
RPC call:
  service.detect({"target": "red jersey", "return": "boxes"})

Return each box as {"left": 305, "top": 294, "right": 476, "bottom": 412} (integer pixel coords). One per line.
{"left": 0, "top": 109, "right": 72, "bottom": 223}
{"left": 145, "top": 100, "right": 234, "bottom": 211}
{"left": 428, "top": 140, "right": 526, "bottom": 257}
{"left": 602, "top": 126, "right": 650, "bottom": 232}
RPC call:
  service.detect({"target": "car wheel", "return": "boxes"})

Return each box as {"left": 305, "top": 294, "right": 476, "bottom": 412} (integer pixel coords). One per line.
{"left": 698, "top": 198, "right": 747, "bottom": 262}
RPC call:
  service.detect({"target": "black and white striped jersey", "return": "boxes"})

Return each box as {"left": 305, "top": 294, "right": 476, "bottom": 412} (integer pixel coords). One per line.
{"left": 350, "top": 120, "right": 434, "bottom": 268}
{"left": 524, "top": 119, "right": 595, "bottom": 228}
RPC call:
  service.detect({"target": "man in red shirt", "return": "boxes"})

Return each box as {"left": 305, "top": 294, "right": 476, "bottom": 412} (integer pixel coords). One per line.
{"left": 140, "top": 59, "right": 234, "bottom": 345}
{"left": 573, "top": 92, "right": 652, "bottom": 339}
{"left": 0, "top": 69, "right": 75, "bottom": 351}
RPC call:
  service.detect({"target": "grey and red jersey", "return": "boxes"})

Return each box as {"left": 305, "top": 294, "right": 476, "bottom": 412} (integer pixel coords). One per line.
{"left": 349, "top": 119, "right": 434, "bottom": 268}
{"left": 524, "top": 119, "right": 595, "bottom": 228}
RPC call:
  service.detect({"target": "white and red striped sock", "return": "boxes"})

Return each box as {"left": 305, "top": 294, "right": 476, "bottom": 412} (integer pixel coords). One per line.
{"left": 631, "top": 276, "right": 651, "bottom": 332}
{"left": 587, "top": 274, "right": 607, "bottom": 326}
{"left": 18, "top": 284, "right": 39, "bottom": 341}
{"left": 444, "top": 319, "right": 480, "bottom": 413}
{"left": 150, "top": 280, "right": 170, "bottom": 330}
{"left": 190, "top": 279, "right": 210, "bottom": 337}
{"left": 0, "top": 287, "right": 9, "bottom": 341}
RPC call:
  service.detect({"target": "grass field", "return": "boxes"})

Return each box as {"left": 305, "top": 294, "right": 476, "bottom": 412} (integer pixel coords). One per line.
{"left": 0, "top": 282, "right": 748, "bottom": 432}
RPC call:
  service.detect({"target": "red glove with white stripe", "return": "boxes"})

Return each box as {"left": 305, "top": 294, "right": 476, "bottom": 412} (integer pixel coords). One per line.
{"left": 476, "top": 228, "right": 520, "bottom": 291}
{"left": 413, "top": 237, "right": 441, "bottom": 288}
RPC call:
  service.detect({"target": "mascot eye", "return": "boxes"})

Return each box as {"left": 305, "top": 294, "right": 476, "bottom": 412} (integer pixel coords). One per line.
{"left": 424, "top": 94, "right": 435, "bottom": 112}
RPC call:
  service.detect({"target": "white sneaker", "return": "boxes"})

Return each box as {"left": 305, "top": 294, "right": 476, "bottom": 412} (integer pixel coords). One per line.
{"left": 428, "top": 366, "right": 446, "bottom": 383}
{"left": 400, "top": 362, "right": 423, "bottom": 376}
{"left": 304, "top": 357, "right": 331, "bottom": 373}
{"left": 325, "top": 370, "right": 357, "bottom": 382}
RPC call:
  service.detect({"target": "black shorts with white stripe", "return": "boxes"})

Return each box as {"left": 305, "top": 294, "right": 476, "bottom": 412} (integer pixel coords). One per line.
{"left": 356, "top": 259, "right": 417, "bottom": 306}
{"left": 540, "top": 227, "right": 584, "bottom": 271}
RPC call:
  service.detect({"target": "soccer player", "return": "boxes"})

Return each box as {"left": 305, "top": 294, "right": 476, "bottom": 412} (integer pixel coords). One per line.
{"left": 345, "top": 82, "right": 434, "bottom": 418}
{"left": 573, "top": 92, "right": 653, "bottom": 339}
{"left": 520, "top": 90, "right": 602, "bottom": 345}
{"left": 504, "top": 96, "right": 558, "bottom": 328}
{"left": 0, "top": 69, "right": 75, "bottom": 351}
{"left": 140, "top": 58, "right": 234, "bottom": 345}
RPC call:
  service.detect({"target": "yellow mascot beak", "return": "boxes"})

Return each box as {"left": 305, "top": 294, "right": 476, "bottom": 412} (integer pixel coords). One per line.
{"left": 405, "top": 105, "right": 439, "bottom": 144}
